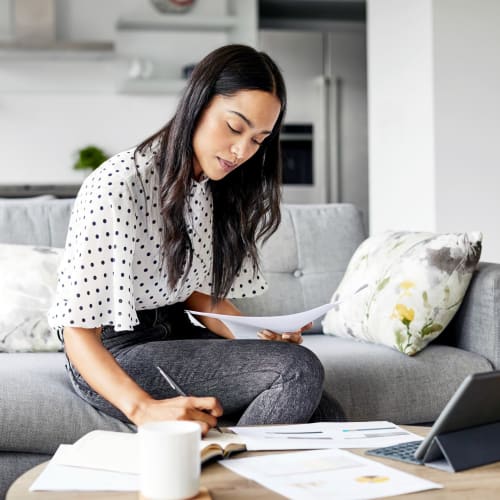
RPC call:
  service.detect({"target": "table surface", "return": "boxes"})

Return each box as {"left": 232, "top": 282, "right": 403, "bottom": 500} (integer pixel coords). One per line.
{"left": 7, "top": 426, "right": 500, "bottom": 500}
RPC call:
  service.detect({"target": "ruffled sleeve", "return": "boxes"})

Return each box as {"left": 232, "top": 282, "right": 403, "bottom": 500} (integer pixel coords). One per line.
{"left": 48, "top": 173, "right": 139, "bottom": 331}
{"left": 225, "top": 257, "right": 269, "bottom": 299}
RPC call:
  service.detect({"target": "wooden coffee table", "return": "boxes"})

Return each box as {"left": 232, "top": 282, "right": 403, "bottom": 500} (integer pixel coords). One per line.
{"left": 7, "top": 427, "right": 500, "bottom": 499}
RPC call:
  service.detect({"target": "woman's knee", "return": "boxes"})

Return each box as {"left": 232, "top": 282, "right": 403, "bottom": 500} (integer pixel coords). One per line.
{"left": 278, "top": 343, "right": 325, "bottom": 388}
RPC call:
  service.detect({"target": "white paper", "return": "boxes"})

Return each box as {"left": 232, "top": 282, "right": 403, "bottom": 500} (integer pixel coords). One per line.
{"left": 187, "top": 284, "right": 368, "bottom": 339}
{"left": 30, "top": 446, "right": 139, "bottom": 492}
{"left": 221, "top": 448, "right": 442, "bottom": 500}
{"left": 52, "top": 430, "right": 140, "bottom": 474}
{"left": 51, "top": 429, "right": 245, "bottom": 475}
{"left": 229, "top": 421, "right": 423, "bottom": 450}
{"left": 188, "top": 302, "right": 336, "bottom": 339}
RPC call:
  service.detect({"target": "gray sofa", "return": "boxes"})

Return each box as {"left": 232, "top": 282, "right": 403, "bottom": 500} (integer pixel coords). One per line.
{"left": 1, "top": 198, "right": 499, "bottom": 498}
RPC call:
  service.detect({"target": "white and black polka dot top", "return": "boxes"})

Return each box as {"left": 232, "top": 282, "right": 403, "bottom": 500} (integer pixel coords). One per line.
{"left": 48, "top": 144, "right": 268, "bottom": 332}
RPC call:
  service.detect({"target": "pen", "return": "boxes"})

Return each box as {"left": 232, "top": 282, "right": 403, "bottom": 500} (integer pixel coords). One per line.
{"left": 156, "top": 366, "right": 223, "bottom": 433}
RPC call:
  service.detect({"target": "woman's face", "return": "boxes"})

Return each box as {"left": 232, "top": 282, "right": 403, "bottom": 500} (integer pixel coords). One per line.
{"left": 192, "top": 90, "right": 281, "bottom": 181}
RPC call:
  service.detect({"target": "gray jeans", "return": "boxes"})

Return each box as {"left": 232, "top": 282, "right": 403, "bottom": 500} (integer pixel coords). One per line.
{"left": 66, "top": 303, "right": 345, "bottom": 425}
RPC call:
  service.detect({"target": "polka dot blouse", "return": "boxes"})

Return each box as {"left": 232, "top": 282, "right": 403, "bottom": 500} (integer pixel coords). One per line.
{"left": 48, "top": 144, "right": 268, "bottom": 332}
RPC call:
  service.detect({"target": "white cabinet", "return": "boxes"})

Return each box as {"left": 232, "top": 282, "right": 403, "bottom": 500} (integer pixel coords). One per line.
{"left": 116, "top": 0, "right": 258, "bottom": 94}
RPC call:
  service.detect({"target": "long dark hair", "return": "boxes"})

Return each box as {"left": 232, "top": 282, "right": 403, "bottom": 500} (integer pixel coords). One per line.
{"left": 135, "top": 44, "right": 287, "bottom": 302}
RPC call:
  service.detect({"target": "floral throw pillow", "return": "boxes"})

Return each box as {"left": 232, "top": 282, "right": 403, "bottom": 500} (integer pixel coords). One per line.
{"left": 322, "top": 231, "right": 482, "bottom": 355}
{"left": 0, "top": 244, "right": 63, "bottom": 352}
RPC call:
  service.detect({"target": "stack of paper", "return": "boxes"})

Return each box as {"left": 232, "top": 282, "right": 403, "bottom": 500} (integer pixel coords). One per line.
{"left": 30, "top": 444, "right": 139, "bottom": 492}
{"left": 30, "top": 422, "right": 429, "bottom": 494}
{"left": 229, "top": 421, "right": 423, "bottom": 450}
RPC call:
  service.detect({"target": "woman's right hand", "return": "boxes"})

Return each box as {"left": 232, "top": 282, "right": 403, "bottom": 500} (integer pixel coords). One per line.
{"left": 131, "top": 395, "right": 223, "bottom": 435}
{"left": 63, "top": 327, "right": 223, "bottom": 435}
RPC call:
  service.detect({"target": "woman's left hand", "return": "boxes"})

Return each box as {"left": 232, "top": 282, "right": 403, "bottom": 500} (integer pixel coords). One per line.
{"left": 257, "top": 321, "right": 313, "bottom": 344}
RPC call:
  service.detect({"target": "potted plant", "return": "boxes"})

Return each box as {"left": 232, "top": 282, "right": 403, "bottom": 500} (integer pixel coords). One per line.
{"left": 73, "top": 145, "right": 108, "bottom": 173}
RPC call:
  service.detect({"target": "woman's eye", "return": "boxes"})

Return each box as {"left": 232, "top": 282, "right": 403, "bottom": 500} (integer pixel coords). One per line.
{"left": 226, "top": 122, "right": 240, "bottom": 134}
{"left": 227, "top": 122, "right": 262, "bottom": 145}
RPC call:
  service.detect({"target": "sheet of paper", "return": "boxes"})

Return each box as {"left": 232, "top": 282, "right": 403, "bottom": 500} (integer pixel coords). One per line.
{"left": 221, "top": 448, "right": 442, "bottom": 500}
{"left": 187, "top": 284, "right": 368, "bottom": 339}
{"left": 51, "top": 429, "right": 245, "bottom": 475}
{"left": 30, "top": 445, "right": 139, "bottom": 492}
{"left": 52, "top": 430, "right": 140, "bottom": 474}
{"left": 229, "top": 421, "right": 423, "bottom": 450}
{"left": 188, "top": 303, "right": 336, "bottom": 339}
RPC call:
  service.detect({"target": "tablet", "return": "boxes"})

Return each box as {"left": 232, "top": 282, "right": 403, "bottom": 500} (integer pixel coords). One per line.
{"left": 366, "top": 370, "right": 500, "bottom": 465}
{"left": 415, "top": 370, "right": 500, "bottom": 460}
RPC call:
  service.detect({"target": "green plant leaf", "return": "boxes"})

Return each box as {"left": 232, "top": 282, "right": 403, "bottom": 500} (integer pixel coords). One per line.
{"left": 377, "top": 276, "right": 390, "bottom": 291}
{"left": 421, "top": 323, "right": 443, "bottom": 337}
{"left": 394, "top": 329, "right": 405, "bottom": 352}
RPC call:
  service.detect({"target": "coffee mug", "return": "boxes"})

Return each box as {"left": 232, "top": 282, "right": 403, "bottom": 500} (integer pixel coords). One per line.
{"left": 139, "top": 421, "right": 201, "bottom": 500}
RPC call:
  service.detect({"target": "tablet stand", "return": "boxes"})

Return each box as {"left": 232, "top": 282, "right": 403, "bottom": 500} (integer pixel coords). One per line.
{"left": 423, "top": 421, "right": 500, "bottom": 472}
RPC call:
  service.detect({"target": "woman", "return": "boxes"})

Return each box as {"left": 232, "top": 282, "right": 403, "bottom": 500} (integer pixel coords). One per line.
{"left": 49, "top": 45, "right": 342, "bottom": 433}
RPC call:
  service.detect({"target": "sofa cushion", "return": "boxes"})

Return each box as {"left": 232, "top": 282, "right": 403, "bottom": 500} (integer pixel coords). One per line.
{"left": 322, "top": 231, "right": 482, "bottom": 354}
{"left": 234, "top": 204, "right": 366, "bottom": 332}
{"left": 0, "top": 244, "right": 63, "bottom": 352}
{"left": 0, "top": 338, "right": 492, "bottom": 457}
{"left": 0, "top": 198, "right": 74, "bottom": 248}
{"left": 0, "top": 353, "right": 133, "bottom": 454}
{"left": 302, "top": 334, "right": 493, "bottom": 424}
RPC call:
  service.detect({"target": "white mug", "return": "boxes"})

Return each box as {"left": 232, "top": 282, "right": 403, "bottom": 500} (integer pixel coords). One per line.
{"left": 138, "top": 421, "right": 201, "bottom": 500}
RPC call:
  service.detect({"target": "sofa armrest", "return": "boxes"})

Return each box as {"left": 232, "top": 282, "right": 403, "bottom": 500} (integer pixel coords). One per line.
{"left": 444, "top": 262, "right": 500, "bottom": 369}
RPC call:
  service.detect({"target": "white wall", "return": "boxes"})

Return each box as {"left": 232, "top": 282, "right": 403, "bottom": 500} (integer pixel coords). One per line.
{"left": 0, "top": 0, "right": 231, "bottom": 184}
{"left": 368, "top": 0, "right": 500, "bottom": 262}
{"left": 368, "top": 0, "right": 436, "bottom": 233}
{"left": 433, "top": 0, "right": 500, "bottom": 262}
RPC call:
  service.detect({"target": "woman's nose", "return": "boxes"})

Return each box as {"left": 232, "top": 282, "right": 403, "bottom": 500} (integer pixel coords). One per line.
{"left": 230, "top": 145, "right": 242, "bottom": 162}
{"left": 231, "top": 140, "right": 249, "bottom": 162}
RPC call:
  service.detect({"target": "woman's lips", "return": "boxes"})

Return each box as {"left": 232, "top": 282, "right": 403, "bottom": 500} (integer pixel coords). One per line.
{"left": 217, "top": 157, "right": 237, "bottom": 173}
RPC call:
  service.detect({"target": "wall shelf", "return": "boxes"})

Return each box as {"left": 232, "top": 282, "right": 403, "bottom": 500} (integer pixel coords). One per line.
{"left": 0, "top": 41, "right": 115, "bottom": 60}
{"left": 118, "top": 78, "right": 187, "bottom": 95}
{"left": 116, "top": 15, "right": 237, "bottom": 32}
{"left": 114, "top": 0, "right": 258, "bottom": 94}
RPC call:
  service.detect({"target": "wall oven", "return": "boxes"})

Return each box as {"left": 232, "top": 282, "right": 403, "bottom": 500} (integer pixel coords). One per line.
{"left": 280, "top": 122, "right": 328, "bottom": 204}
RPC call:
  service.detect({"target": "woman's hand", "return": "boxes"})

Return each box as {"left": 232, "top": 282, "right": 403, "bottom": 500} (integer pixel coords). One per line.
{"left": 131, "top": 395, "right": 223, "bottom": 436}
{"left": 257, "top": 321, "right": 313, "bottom": 344}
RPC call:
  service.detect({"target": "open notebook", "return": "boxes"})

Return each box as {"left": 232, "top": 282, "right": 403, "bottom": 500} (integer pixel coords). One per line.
{"left": 53, "top": 429, "right": 246, "bottom": 473}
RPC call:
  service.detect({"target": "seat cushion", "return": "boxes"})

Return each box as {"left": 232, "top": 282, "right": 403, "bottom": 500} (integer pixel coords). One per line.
{"left": 0, "top": 353, "right": 133, "bottom": 454}
{"left": 0, "top": 339, "right": 493, "bottom": 457}
{"left": 302, "top": 334, "right": 493, "bottom": 424}
{"left": 0, "top": 452, "right": 50, "bottom": 500}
